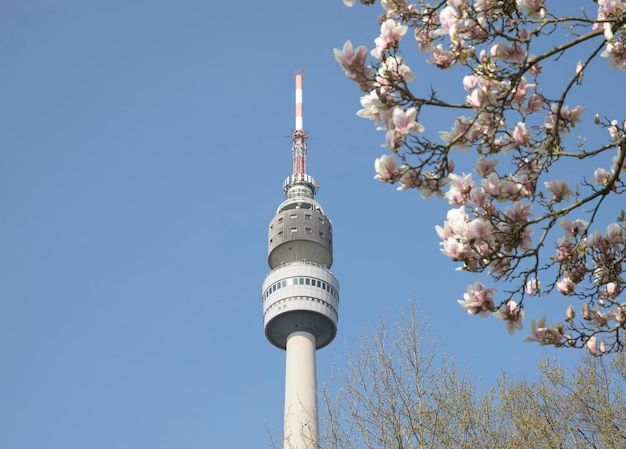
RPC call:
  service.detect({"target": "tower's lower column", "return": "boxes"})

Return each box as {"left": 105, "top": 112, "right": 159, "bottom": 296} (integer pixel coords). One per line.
{"left": 283, "top": 331, "right": 318, "bottom": 449}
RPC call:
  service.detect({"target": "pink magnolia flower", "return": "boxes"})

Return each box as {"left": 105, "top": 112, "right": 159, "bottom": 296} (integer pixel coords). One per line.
{"left": 397, "top": 168, "right": 420, "bottom": 190}
{"left": 607, "top": 119, "right": 626, "bottom": 140}
{"left": 415, "top": 28, "right": 434, "bottom": 53}
{"left": 559, "top": 218, "right": 588, "bottom": 236}
{"left": 525, "top": 278, "right": 540, "bottom": 296}
{"left": 372, "top": 19, "right": 408, "bottom": 58}
{"left": 519, "top": 225, "right": 535, "bottom": 250}
{"left": 582, "top": 302, "right": 592, "bottom": 320}
{"left": 457, "top": 281, "right": 496, "bottom": 317}
{"left": 544, "top": 104, "right": 585, "bottom": 135}
{"left": 555, "top": 236, "right": 577, "bottom": 263}
{"left": 525, "top": 92, "right": 543, "bottom": 114}
{"left": 494, "top": 300, "right": 525, "bottom": 335}
{"left": 586, "top": 336, "right": 598, "bottom": 356}
{"left": 429, "top": 44, "right": 455, "bottom": 69}
{"left": 556, "top": 277, "right": 577, "bottom": 295}
{"left": 505, "top": 201, "right": 533, "bottom": 222}
{"left": 593, "top": 167, "right": 611, "bottom": 185}
{"left": 385, "top": 129, "right": 398, "bottom": 150}
{"left": 586, "top": 229, "right": 605, "bottom": 248}
{"left": 517, "top": 0, "right": 545, "bottom": 19}
{"left": 465, "top": 217, "right": 495, "bottom": 245}
{"left": 525, "top": 316, "right": 564, "bottom": 345}
{"left": 357, "top": 91, "right": 385, "bottom": 123}
{"left": 334, "top": 40, "right": 368, "bottom": 72}
{"left": 512, "top": 78, "right": 535, "bottom": 104}
{"left": 601, "top": 40, "right": 626, "bottom": 71}
{"left": 482, "top": 172, "right": 502, "bottom": 197}
{"left": 391, "top": 106, "right": 425, "bottom": 135}
{"left": 334, "top": 41, "right": 373, "bottom": 91}
{"left": 468, "top": 186, "right": 488, "bottom": 207}
{"left": 374, "top": 154, "right": 400, "bottom": 182}
{"left": 441, "top": 236, "right": 469, "bottom": 260}
{"left": 378, "top": 56, "right": 415, "bottom": 83}
{"left": 566, "top": 304, "right": 575, "bottom": 320}
{"left": 445, "top": 173, "right": 475, "bottom": 205}
{"left": 420, "top": 172, "right": 446, "bottom": 198}
{"left": 490, "top": 42, "right": 526, "bottom": 63}
{"left": 466, "top": 89, "right": 486, "bottom": 109}
{"left": 474, "top": 156, "right": 498, "bottom": 177}
{"left": 606, "top": 282, "right": 618, "bottom": 296}
{"left": 605, "top": 223, "right": 625, "bottom": 244}
{"left": 544, "top": 180, "right": 573, "bottom": 202}
{"left": 614, "top": 304, "right": 626, "bottom": 324}
{"left": 463, "top": 75, "right": 477, "bottom": 91}
{"left": 435, "top": 5, "right": 462, "bottom": 41}
{"left": 439, "top": 116, "right": 476, "bottom": 152}
{"left": 511, "top": 121, "right": 530, "bottom": 148}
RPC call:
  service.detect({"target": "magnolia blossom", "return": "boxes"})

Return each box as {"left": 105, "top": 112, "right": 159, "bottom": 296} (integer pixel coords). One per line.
{"left": 435, "top": 5, "right": 463, "bottom": 41}
{"left": 378, "top": 55, "right": 415, "bottom": 84}
{"left": 445, "top": 173, "right": 474, "bottom": 205}
{"left": 334, "top": 40, "right": 374, "bottom": 91}
{"left": 374, "top": 154, "right": 401, "bottom": 182}
{"left": 334, "top": 40, "right": 368, "bottom": 74}
{"left": 593, "top": 167, "right": 611, "bottom": 185}
{"left": 517, "top": 0, "right": 545, "bottom": 19}
{"left": 525, "top": 278, "right": 540, "bottom": 296}
{"left": 606, "top": 223, "right": 626, "bottom": 243}
{"left": 463, "top": 75, "right": 477, "bottom": 91}
{"left": 525, "top": 92, "right": 543, "bottom": 114}
{"left": 397, "top": 168, "right": 420, "bottom": 190}
{"left": 356, "top": 91, "right": 385, "bottom": 123}
{"left": 457, "top": 281, "right": 496, "bottom": 317}
{"left": 494, "top": 300, "right": 525, "bottom": 335}
{"left": 372, "top": 19, "right": 408, "bottom": 58}
{"left": 474, "top": 156, "right": 498, "bottom": 176}
{"left": 544, "top": 180, "right": 573, "bottom": 202}
{"left": 512, "top": 78, "right": 535, "bottom": 104}
{"left": 490, "top": 42, "right": 526, "bottom": 63}
{"left": 582, "top": 302, "right": 592, "bottom": 320}
{"left": 586, "top": 336, "right": 598, "bottom": 356}
{"left": 525, "top": 317, "right": 564, "bottom": 345}
{"left": 601, "top": 40, "right": 626, "bottom": 70}
{"left": 429, "top": 44, "right": 455, "bottom": 69}
{"left": 556, "top": 277, "right": 577, "bottom": 295}
{"left": 566, "top": 304, "right": 575, "bottom": 320}
{"left": 544, "top": 104, "right": 585, "bottom": 135}
{"left": 559, "top": 218, "right": 588, "bottom": 236}
{"left": 391, "top": 106, "right": 425, "bottom": 135}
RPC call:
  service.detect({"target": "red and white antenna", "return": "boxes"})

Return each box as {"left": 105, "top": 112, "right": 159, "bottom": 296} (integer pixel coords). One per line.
{"left": 292, "top": 72, "right": 308, "bottom": 178}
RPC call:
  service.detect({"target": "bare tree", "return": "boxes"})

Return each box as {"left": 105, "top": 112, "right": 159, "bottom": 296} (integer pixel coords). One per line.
{"left": 320, "top": 303, "right": 626, "bottom": 448}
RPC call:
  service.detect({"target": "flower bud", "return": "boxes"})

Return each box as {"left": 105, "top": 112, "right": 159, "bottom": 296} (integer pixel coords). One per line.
{"left": 566, "top": 304, "right": 575, "bottom": 320}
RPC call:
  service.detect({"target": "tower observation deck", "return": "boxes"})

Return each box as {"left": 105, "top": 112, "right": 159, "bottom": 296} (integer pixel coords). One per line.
{"left": 262, "top": 73, "right": 339, "bottom": 449}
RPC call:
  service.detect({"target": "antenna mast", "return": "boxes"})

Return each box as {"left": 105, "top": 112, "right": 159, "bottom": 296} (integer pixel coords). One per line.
{"left": 292, "top": 72, "right": 308, "bottom": 178}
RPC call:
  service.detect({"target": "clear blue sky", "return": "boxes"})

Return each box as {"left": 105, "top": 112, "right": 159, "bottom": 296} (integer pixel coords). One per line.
{"left": 1, "top": 1, "right": 622, "bottom": 448}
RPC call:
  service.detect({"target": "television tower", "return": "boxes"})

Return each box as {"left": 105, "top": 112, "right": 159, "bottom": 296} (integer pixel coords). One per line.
{"left": 262, "top": 73, "right": 340, "bottom": 449}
